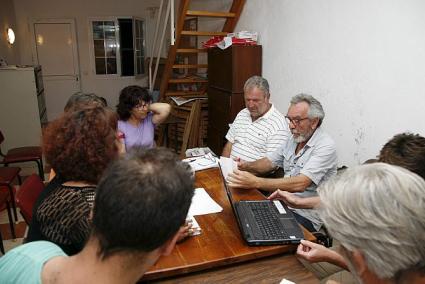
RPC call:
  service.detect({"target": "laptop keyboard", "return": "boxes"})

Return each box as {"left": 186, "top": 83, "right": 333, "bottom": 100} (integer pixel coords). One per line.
{"left": 248, "top": 202, "right": 289, "bottom": 240}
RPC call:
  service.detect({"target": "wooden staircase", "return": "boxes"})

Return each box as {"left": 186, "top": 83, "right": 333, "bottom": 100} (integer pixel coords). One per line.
{"left": 157, "top": 0, "right": 246, "bottom": 155}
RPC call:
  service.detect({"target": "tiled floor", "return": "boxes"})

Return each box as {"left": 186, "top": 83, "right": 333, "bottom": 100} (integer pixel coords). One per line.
{"left": 0, "top": 207, "right": 26, "bottom": 254}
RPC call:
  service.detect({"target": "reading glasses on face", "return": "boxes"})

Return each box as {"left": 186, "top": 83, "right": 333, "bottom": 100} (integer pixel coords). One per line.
{"left": 135, "top": 103, "right": 149, "bottom": 109}
{"left": 284, "top": 116, "right": 309, "bottom": 126}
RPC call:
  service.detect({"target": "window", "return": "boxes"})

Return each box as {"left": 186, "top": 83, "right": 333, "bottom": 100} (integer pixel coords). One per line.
{"left": 134, "top": 19, "right": 145, "bottom": 75}
{"left": 92, "top": 20, "right": 118, "bottom": 75}
{"left": 89, "top": 17, "right": 145, "bottom": 76}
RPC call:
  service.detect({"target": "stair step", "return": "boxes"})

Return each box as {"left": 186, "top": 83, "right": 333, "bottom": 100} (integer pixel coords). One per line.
{"left": 166, "top": 91, "right": 206, "bottom": 97}
{"left": 176, "top": 48, "right": 207, "bottom": 53}
{"left": 181, "top": 31, "right": 228, "bottom": 37}
{"left": 186, "top": 10, "right": 236, "bottom": 18}
{"left": 168, "top": 78, "right": 208, "bottom": 84}
{"left": 172, "top": 64, "right": 208, "bottom": 69}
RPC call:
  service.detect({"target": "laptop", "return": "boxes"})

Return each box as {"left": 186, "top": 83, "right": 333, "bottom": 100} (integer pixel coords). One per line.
{"left": 218, "top": 165, "right": 304, "bottom": 246}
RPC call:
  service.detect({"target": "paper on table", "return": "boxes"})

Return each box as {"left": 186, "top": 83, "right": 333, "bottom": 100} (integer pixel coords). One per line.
{"left": 187, "top": 188, "right": 223, "bottom": 216}
{"left": 280, "top": 279, "right": 296, "bottom": 284}
{"left": 185, "top": 147, "right": 213, "bottom": 158}
{"left": 183, "top": 153, "right": 218, "bottom": 172}
{"left": 170, "top": 96, "right": 207, "bottom": 106}
{"left": 186, "top": 216, "right": 202, "bottom": 236}
{"left": 219, "top": 156, "right": 237, "bottom": 180}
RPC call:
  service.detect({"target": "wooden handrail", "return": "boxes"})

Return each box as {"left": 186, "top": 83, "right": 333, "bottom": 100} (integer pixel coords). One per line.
{"left": 223, "top": 0, "right": 246, "bottom": 32}
{"left": 186, "top": 10, "right": 236, "bottom": 18}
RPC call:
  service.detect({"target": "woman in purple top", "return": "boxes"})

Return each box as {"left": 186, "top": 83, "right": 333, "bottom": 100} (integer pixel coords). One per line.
{"left": 116, "top": 85, "right": 171, "bottom": 150}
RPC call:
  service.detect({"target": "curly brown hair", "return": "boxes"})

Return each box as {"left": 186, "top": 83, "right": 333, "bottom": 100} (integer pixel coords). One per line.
{"left": 43, "top": 107, "right": 118, "bottom": 183}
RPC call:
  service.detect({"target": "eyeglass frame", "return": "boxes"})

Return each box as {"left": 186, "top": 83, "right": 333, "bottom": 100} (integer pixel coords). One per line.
{"left": 134, "top": 102, "right": 150, "bottom": 110}
{"left": 284, "top": 115, "right": 310, "bottom": 126}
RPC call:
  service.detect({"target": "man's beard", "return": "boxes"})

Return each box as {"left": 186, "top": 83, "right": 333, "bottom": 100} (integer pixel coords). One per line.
{"left": 293, "top": 129, "right": 314, "bottom": 143}
{"left": 294, "top": 133, "right": 308, "bottom": 143}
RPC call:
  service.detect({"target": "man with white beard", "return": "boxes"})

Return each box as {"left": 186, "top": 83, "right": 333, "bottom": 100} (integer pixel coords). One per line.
{"left": 228, "top": 94, "right": 337, "bottom": 232}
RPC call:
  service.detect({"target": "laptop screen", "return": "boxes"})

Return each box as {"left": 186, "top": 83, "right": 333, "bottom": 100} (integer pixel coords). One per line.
{"left": 217, "top": 163, "right": 240, "bottom": 219}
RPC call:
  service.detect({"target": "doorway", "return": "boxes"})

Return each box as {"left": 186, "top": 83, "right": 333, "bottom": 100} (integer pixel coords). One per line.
{"left": 31, "top": 19, "right": 81, "bottom": 120}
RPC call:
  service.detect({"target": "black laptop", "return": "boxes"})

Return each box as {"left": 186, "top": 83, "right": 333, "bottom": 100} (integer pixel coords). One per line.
{"left": 219, "top": 165, "right": 304, "bottom": 246}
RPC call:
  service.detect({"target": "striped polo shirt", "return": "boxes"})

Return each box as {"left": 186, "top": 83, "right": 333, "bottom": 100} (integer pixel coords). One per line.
{"left": 226, "top": 104, "right": 290, "bottom": 162}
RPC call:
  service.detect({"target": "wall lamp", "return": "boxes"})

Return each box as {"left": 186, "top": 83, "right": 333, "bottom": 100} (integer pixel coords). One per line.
{"left": 7, "top": 28, "right": 15, "bottom": 45}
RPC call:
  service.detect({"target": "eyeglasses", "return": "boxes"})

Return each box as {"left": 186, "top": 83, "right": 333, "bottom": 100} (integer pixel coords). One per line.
{"left": 285, "top": 116, "right": 310, "bottom": 126}
{"left": 135, "top": 102, "right": 149, "bottom": 109}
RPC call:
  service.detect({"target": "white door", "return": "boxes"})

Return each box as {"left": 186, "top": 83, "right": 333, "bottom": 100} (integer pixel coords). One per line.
{"left": 32, "top": 19, "right": 81, "bottom": 120}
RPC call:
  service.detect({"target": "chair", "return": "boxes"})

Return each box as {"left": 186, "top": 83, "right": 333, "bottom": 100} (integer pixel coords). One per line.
{"left": 15, "top": 174, "right": 45, "bottom": 225}
{"left": 0, "top": 187, "right": 16, "bottom": 254}
{"left": 0, "top": 130, "right": 44, "bottom": 180}
{"left": 0, "top": 166, "right": 21, "bottom": 222}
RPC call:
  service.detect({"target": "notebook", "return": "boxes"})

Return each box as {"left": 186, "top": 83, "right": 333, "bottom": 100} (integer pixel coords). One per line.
{"left": 218, "top": 165, "right": 304, "bottom": 246}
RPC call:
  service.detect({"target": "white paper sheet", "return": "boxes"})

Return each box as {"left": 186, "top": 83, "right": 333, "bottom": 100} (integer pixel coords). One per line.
{"left": 219, "top": 156, "right": 237, "bottom": 180}
{"left": 280, "top": 279, "right": 296, "bottom": 284}
{"left": 187, "top": 187, "right": 223, "bottom": 216}
{"left": 186, "top": 216, "right": 202, "bottom": 236}
{"left": 183, "top": 153, "right": 218, "bottom": 172}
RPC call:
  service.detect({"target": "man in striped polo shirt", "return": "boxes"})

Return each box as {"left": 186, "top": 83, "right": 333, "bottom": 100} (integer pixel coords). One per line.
{"left": 228, "top": 94, "right": 337, "bottom": 232}
{"left": 222, "top": 76, "right": 290, "bottom": 162}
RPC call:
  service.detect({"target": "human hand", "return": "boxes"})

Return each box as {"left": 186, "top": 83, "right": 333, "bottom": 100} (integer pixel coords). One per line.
{"left": 236, "top": 159, "right": 249, "bottom": 171}
{"left": 227, "top": 169, "right": 259, "bottom": 189}
{"left": 268, "top": 190, "right": 301, "bottom": 208}
{"left": 116, "top": 131, "right": 126, "bottom": 154}
{"left": 296, "top": 240, "right": 335, "bottom": 263}
{"left": 269, "top": 190, "right": 320, "bottom": 209}
{"left": 176, "top": 220, "right": 194, "bottom": 243}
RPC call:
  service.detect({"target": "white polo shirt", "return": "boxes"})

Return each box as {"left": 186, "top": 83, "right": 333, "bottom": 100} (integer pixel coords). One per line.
{"left": 268, "top": 127, "right": 338, "bottom": 230}
{"left": 225, "top": 105, "right": 290, "bottom": 162}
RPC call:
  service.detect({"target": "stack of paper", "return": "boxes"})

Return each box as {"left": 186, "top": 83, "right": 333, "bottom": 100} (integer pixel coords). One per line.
{"left": 183, "top": 153, "right": 218, "bottom": 172}
{"left": 186, "top": 187, "right": 223, "bottom": 236}
{"left": 186, "top": 216, "right": 202, "bottom": 236}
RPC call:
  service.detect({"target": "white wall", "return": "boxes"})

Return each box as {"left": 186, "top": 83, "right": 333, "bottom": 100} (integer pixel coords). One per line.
{"left": 0, "top": 0, "right": 19, "bottom": 65}
{"left": 236, "top": 0, "right": 425, "bottom": 167}
{"left": 13, "top": 0, "right": 170, "bottom": 110}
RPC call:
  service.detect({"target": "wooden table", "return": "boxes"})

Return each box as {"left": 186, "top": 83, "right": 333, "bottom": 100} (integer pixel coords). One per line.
{"left": 141, "top": 168, "right": 318, "bottom": 283}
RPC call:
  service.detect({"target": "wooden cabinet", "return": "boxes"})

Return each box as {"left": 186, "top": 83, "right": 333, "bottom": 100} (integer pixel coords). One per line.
{"left": 207, "top": 45, "right": 262, "bottom": 154}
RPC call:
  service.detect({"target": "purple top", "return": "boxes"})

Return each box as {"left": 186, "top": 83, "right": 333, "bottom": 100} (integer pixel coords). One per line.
{"left": 118, "top": 113, "right": 155, "bottom": 149}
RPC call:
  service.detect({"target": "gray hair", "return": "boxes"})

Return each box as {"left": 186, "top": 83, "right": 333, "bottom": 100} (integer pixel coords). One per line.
{"left": 290, "top": 94, "right": 325, "bottom": 126}
{"left": 318, "top": 163, "right": 425, "bottom": 280}
{"left": 243, "top": 75, "right": 270, "bottom": 98}
{"left": 64, "top": 92, "right": 107, "bottom": 112}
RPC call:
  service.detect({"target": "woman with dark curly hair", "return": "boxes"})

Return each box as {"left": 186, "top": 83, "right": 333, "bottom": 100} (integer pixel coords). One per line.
{"left": 26, "top": 107, "right": 119, "bottom": 255}
{"left": 116, "top": 85, "right": 170, "bottom": 150}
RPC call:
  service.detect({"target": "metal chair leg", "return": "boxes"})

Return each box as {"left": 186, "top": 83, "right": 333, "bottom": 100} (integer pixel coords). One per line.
{"left": 0, "top": 230, "right": 5, "bottom": 254}
{"left": 6, "top": 185, "right": 18, "bottom": 222}
{"left": 36, "top": 160, "right": 44, "bottom": 181}
{"left": 6, "top": 201, "right": 16, "bottom": 239}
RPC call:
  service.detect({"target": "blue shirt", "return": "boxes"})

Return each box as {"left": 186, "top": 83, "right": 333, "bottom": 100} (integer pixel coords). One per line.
{"left": 267, "top": 127, "right": 338, "bottom": 230}
{"left": 0, "top": 241, "right": 67, "bottom": 284}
